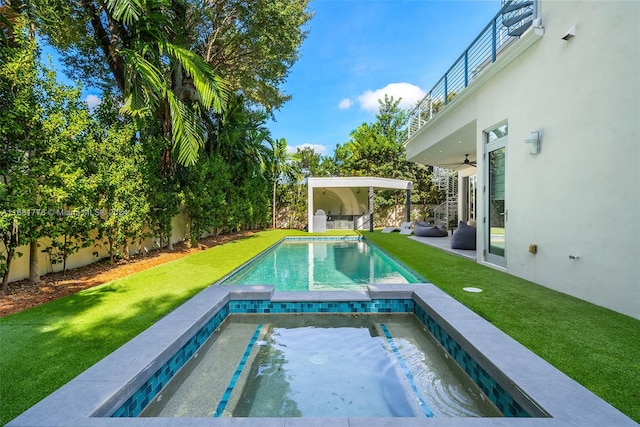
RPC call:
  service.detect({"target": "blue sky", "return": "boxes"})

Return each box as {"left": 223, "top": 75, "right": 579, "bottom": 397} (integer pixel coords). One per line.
{"left": 269, "top": 0, "right": 501, "bottom": 156}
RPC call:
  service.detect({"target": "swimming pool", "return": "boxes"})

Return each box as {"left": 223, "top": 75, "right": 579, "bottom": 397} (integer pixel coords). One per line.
{"left": 221, "top": 237, "right": 423, "bottom": 290}
{"left": 140, "top": 314, "right": 502, "bottom": 418}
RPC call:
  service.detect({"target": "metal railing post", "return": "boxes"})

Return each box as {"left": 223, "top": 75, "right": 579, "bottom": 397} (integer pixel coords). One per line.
{"left": 492, "top": 18, "right": 497, "bottom": 63}
{"left": 444, "top": 74, "right": 448, "bottom": 106}
{"left": 464, "top": 50, "right": 469, "bottom": 87}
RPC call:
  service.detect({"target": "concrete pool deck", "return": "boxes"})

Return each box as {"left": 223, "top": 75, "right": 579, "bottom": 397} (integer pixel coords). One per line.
{"left": 409, "top": 234, "right": 477, "bottom": 261}
{"left": 7, "top": 284, "right": 636, "bottom": 427}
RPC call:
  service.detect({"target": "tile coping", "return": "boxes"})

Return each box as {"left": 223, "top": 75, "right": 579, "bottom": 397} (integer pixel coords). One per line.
{"left": 7, "top": 284, "right": 636, "bottom": 427}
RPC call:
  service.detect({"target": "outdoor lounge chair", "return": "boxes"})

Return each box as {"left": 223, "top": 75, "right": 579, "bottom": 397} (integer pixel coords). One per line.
{"left": 399, "top": 222, "right": 414, "bottom": 235}
{"left": 381, "top": 221, "right": 412, "bottom": 233}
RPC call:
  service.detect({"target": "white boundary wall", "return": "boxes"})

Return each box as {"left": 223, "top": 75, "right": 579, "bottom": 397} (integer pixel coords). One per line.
{"left": 5, "top": 213, "right": 192, "bottom": 283}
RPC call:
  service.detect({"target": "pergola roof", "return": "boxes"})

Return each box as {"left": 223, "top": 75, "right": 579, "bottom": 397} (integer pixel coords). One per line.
{"left": 307, "top": 177, "right": 412, "bottom": 190}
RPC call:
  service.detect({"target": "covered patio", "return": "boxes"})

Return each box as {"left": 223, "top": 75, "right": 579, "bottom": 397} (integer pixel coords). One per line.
{"left": 307, "top": 177, "right": 412, "bottom": 233}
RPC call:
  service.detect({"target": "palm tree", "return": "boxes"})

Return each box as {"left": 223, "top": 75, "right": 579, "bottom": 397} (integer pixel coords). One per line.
{"left": 83, "top": 0, "right": 229, "bottom": 167}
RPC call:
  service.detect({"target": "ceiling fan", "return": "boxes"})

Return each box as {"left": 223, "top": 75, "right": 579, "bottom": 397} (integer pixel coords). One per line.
{"left": 439, "top": 154, "right": 476, "bottom": 169}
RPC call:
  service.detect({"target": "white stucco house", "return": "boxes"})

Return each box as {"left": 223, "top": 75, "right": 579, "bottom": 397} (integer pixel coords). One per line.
{"left": 405, "top": 0, "right": 639, "bottom": 319}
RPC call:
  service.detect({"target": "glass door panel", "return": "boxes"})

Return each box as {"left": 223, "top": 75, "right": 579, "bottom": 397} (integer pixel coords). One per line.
{"left": 488, "top": 146, "right": 506, "bottom": 260}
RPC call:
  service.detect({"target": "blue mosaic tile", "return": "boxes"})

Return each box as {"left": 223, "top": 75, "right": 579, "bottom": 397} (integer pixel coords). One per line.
{"left": 112, "top": 305, "right": 229, "bottom": 417}
{"left": 283, "top": 236, "right": 362, "bottom": 242}
{"left": 214, "top": 324, "right": 263, "bottom": 417}
{"left": 413, "top": 304, "right": 530, "bottom": 418}
{"left": 113, "top": 297, "right": 526, "bottom": 419}
{"left": 228, "top": 299, "right": 413, "bottom": 314}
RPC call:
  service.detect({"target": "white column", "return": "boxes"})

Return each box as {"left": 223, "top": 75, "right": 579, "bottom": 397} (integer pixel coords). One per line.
{"left": 308, "top": 183, "right": 314, "bottom": 232}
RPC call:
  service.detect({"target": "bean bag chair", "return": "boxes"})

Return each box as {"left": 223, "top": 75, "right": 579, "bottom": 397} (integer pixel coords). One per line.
{"left": 451, "top": 221, "right": 476, "bottom": 250}
{"left": 414, "top": 224, "right": 448, "bottom": 237}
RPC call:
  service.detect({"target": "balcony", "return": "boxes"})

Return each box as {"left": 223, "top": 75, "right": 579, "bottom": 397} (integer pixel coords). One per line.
{"left": 406, "top": 0, "right": 538, "bottom": 142}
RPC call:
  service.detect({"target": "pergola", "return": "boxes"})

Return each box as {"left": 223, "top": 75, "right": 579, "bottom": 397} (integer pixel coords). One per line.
{"left": 307, "top": 177, "right": 413, "bottom": 233}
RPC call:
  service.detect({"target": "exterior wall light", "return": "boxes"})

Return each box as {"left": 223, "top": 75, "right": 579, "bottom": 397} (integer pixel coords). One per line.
{"left": 524, "top": 131, "right": 541, "bottom": 154}
{"left": 561, "top": 25, "right": 576, "bottom": 40}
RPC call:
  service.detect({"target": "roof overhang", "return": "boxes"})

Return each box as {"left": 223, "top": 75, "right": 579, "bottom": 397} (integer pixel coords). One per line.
{"left": 308, "top": 177, "right": 412, "bottom": 191}
{"left": 405, "top": 117, "right": 477, "bottom": 171}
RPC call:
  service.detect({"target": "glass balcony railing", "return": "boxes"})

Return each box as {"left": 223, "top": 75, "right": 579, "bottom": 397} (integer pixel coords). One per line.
{"left": 406, "top": 0, "right": 537, "bottom": 141}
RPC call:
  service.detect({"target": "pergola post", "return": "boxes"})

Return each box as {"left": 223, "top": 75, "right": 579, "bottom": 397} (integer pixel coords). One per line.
{"left": 307, "top": 184, "right": 314, "bottom": 232}
{"left": 369, "top": 186, "right": 374, "bottom": 232}
{"left": 406, "top": 189, "right": 411, "bottom": 222}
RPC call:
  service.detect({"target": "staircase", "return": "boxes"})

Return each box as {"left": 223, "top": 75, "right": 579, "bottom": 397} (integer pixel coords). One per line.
{"left": 502, "top": 0, "right": 535, "bottom": 37}
{"left": 432, "top": 167, "right": 458, "bottom": 228}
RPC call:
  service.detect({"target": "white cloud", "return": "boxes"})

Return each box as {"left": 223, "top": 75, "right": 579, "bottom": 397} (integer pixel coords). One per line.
{"left": 287, "top": 143, "right": 328, "bottom": 156}
{"left": 338, "top": 98, "right": 353, "bottom": 110}
{"left": 356, "top": 82, "right": 426, "bottom": 112}
{"left": 84, "top": 94, "right": 102, "bottom": 109}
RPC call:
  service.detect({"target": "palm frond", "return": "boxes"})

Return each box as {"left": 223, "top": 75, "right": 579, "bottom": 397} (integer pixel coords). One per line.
{"left": 161, "top": 42, "right": 228, "bottom": 111}
{"left": 119, "top": 48, "right": 166, "bottom": 116}
{"left": 105, "top": 0, "right": 145, "bottom": 27}
{"left": 167, "top": 92, "right": 204, "bottom": 166}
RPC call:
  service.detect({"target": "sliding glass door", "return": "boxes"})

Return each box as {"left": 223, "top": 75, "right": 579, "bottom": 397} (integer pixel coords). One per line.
{"left": 485, "top": 124, "right": 507, "bottom": 266}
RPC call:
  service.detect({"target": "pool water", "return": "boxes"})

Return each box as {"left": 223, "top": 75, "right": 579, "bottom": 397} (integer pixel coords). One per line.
{"left": 141, "top": 314, "right": 502, "bottom": 418}
{"left": 221, "top": 240, "right": 422, "bottom": 291}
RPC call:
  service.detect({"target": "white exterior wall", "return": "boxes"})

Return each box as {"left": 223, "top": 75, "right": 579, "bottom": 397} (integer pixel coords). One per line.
{"left": 480, "top": 0, "right": 639, "bottom": 319}
{"left": 408, "top": 1, "right": 640, "bottom": 318}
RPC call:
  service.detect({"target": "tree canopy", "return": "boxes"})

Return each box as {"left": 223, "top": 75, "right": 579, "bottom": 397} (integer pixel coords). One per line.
{"left": 6, "top": 0, "right": 311, "bottom": 166}
{"left": 0, "top": 1, "right": 443, "bottom": 290}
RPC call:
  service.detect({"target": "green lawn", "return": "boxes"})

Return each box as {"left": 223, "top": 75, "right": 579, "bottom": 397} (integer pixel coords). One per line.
{"left": 0, "top": 229, "right": 637, "bottom": 424}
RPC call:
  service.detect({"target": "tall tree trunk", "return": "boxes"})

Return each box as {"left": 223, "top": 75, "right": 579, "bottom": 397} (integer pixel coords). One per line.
{"left": 2, "top": 247, "right": 15, "bottom": 294}
{"left": 108, "top": 236, "right": 115, "bottom": 264}
{"left": 272, "top": 179, "right": 277, "bottom": 229}
{"left": 28, "top": 240, "right": 39, "bottom": 284}
{"left": 167, "top": 231, "right": 174, "bottom": 251}
{"left": 62, "top": 235, "right": 67, "bottom": 273}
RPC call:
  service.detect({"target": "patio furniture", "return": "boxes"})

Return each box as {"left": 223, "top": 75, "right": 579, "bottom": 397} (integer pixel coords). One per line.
{"left": 414, "top": 224, "right": 448, "bottom": 237}
{"left": 451, "top": 221, "right": 476, "bottom": 249}
{"left": 381, "top": 221, "right": 412, "bottom": 233}
{"left": 399, "top": 222, "right": 414, "bottom": 235}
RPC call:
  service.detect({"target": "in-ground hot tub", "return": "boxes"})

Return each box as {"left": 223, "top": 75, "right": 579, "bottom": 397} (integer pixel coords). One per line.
{"left": 138, "top": 313, "right": 503, "bottom": 418}
{"left": 7, "top": 284, "right": 636, "bottom": 427}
